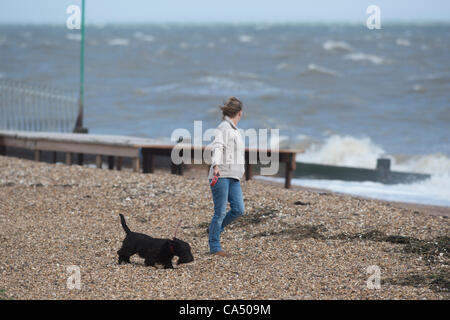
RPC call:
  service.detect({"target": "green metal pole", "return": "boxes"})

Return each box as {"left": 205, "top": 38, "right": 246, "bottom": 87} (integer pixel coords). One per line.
{"left": 80, "top": 0, "right": 85, "bottom": 117}
{"left": 74, "top": 0, "right": 87, "bottom": 133}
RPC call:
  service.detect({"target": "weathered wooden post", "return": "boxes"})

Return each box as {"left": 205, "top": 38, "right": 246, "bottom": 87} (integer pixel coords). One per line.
{"left": 66, "top": 152, "right": 73, "bottom": 165}
{"left": 95, "top": 155, "right": 102, "bottom": 168}
{"left": 108, "top": 156, "right": 114, "bottom": 170}
{"left": 245, "top": 151, "right": 253, "bottom": 181}
{"left": 376, "top": 158, "right": 391, "bottom": 183}
{"left": 116, "top": 157, "right": 123, "bottom": 170}
{"left": 377, "top": 158, "right": 391, "bottom": 171}
{"left": 171, "top": 160, "right": 184, "bottom": 175}
{"left": 34, "top": 150, "right": 42, "bottom": 162}
{"left": 170, "top": 147, "right": 184, "bottom": 175}
{"left": 142, "top": 149, "right": 155, "bottom": 173}
{"left": 285, "top": 153, "right": 296, "bottom": 189}
{"left": 132, "top": 157, "right": 140, "bottom": 172}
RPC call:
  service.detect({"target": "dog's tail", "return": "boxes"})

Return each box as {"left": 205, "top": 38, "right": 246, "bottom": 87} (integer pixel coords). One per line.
{"left": 119, "top": 214, "right": 131, "bottom": 235}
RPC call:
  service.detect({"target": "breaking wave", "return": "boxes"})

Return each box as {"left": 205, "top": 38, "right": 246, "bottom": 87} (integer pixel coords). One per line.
{"left": 301, "top": 64, "right": 340, "bottom": 77}
{"left": 66, "top": 33, "right": 81, "bottom": 41}
{"left": 322, "top": 40, "right": 353, "bottom": 52}
{"left": 108, "top": 38, "right": 130, "bottom": 46}
{"left": 345, "top": 52, "right": 386, "bottom": 65}
{"left": 284, "top": 135, "right": 450, "bottom": 206}
{"left": 297, "top": 134, "right": 450, "bottom": 175}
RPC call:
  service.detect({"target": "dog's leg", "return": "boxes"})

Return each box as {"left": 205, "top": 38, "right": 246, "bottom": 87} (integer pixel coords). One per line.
{"left": 144, "top": 257, "right": 156, "bottom": 267}
{"left": 118, "top": 254, "right": 131, "bottom": 264}
{"left": 117, "top": 248, "right": 131, "bottom": 264}
{"left": 163, "top": 260, "right": 174, "bottom": 269}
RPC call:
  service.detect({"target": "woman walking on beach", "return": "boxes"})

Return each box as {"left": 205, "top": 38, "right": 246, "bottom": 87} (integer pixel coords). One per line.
{"left": 208, "top": 97, "right": 246, "bottom": 257}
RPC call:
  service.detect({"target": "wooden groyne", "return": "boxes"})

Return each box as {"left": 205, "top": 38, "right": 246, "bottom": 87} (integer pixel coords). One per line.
{"left": 1, "top": 130, "right": 429, "bottom": 187}
{"left": 294, "top": 159, "right": 431, "bottom": 184}
{"left": 0, "top": 130, "right": 302, "bottom": 188}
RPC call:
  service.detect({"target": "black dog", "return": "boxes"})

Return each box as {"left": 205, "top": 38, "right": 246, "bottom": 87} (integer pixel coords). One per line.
{"left": 117, "top": 214, "right": 194, "bottom": 269}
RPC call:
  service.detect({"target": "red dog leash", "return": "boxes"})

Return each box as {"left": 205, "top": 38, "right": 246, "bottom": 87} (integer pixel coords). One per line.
{"left": 170, "top": 219, "right": 182, "bottom": 254}
{"left": 173, "top": 219, "right": 182, "bottom": 239}
{"left": 210, "top": 172, "right": 220, "bottom": 187}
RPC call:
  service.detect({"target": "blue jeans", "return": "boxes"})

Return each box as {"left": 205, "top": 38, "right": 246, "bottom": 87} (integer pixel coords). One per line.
{"left": 208, "top": 178, "right": 245, "bottom": 253}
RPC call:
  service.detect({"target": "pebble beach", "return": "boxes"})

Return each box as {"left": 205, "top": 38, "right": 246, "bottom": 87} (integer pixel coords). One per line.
{"left": 0, "top": 155, "right": 448, "bottom": 300}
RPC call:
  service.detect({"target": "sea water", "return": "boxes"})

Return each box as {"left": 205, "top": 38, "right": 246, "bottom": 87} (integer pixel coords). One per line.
{"left": 1, "top": 23, "right": 449, "bottom": 206}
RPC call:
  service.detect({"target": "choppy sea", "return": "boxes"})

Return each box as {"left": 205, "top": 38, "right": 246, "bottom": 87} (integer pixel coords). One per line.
{"left": 1, "top": 23, "right": 449, "bottom": 206}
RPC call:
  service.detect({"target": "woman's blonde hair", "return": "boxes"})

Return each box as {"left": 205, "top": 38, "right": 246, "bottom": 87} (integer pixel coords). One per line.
{"left": 219, "top": 96, "right": 243, "bottom": 120}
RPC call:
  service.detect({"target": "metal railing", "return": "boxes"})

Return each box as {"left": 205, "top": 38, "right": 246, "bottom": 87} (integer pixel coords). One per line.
{"left": 0, "top": 79, "right": 78, "bottom": 132}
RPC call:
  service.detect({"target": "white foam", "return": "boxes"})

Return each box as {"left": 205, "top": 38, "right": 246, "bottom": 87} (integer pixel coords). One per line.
{"left": 239, "top": 35, "right": 254, "bottom": 43}
{"left": 142, "top": 35, "right": 155, "bottom": 42}
{"left": 285, "top": 135, "right": 450, "bottom": 206}
{"left": 290, "top": 134, "right": 319, "bottom": 150}
{"left": 297, "top": 135, "right": 386, "bottom": 168}
{"left": 108, "top": 38, "right": 130, "bottom": 46}
{"left": 392, "top": 153, "right": 450, "bottom": 175}
{"left": 412, "top": 84, "right": 426, "bottom": 93}
{"left": 396, "top": 38, "right": 411, "bottom": 47}
{"left": 133, "top": 31, "right": 155, "bottom": 42}
{"left": 345, "top": 52, "right": 385, "bottom": 65}
{"left": 133, "top": 32, "right": 155, "bottom": 42}
{"left": 408, "top": 73, "right": 450, "bottom": 83}
{"left": 322, "top": 40, "right": 353, "bottom": 52}
{"left": 256, "top": 176, "right": 450, "bottom": 207}
{"left": 276, "top": 62, "right": 289, "bottom": 70}
{"left": 189, "top": 75, "right": 280, "bottom": 96}
{"left": 305, "top": 64, "right": 340, "bottom": 77}
{"left": 297, "top": 134, "right": 450, "bottom": 175}
{"left": 66, "top": 33, "right": 81, "bottom": 41}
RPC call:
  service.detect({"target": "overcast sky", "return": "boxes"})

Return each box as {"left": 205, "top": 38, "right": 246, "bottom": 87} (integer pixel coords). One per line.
{"left": 1, "top": 0, "right": 449, "bottom": 24}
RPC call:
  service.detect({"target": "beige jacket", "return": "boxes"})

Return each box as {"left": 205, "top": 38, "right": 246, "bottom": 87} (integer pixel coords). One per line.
{"left": 208, "top": 116, "right": 245, "bottom": 181}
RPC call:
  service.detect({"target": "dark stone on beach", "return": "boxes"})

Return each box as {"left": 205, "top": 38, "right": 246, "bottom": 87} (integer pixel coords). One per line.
{"left": 253, "top": 223, "right": 327, "bottom": 241}
{"left": 238, "top": 206, "right": 277, "bottom": 226}
{"left": 31, "top": 183, "right": 43, "bottom": 187}
{"left": 1, "top": 182, "right": 15, "bottom": 187}
{"left": 294, "top": 201, "right": 310, "bottom": 206}
{"left": 385, "top": 235, "right": 411, "bottom": 244}
{"left": 384, "top": 272, "right": 450, "bottom": 293}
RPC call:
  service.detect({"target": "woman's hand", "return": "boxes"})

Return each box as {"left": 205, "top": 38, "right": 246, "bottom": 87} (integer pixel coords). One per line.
{"left": 213, "top": 165, "right": 220, "bottom": 176}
